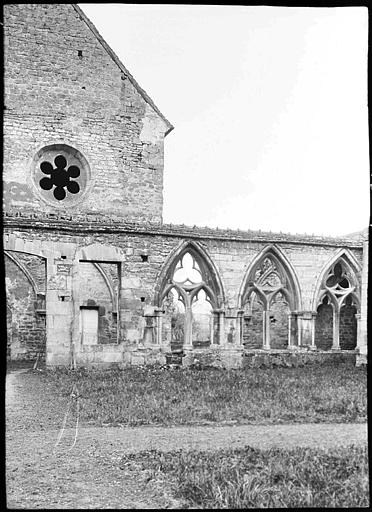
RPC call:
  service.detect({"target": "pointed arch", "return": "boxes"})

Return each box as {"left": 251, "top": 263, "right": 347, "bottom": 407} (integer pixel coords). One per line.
{"left": 238, "top": 244, "right": 302, "bottom": 311}
{"left": 311, "top": 248, "right": 361, "bottom": 311}
{"left": 5, "top": 250, "right": 39, "bottom": 295}
{"left": 93, "top": 263, "right": 117, "bottom": 311}
{"left": 316, "top": 289, "right": 339, "bottom": 313}
{"left": 242, "top": 287, "right": 269, "bottom": 310}
{"left": 154, "top": 240, "right": 225, "bottom": 308}
{"left": 339, "top": 291, "right": 361, "bottom": 310}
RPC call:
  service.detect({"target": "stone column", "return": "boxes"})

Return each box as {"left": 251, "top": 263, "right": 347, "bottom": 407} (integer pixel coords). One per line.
{"left": 356, "top": 240, "right": 368, "bottom": 365}
{"left": 219, "top": 310, "right": 225, "bottom": 346}
{"left": 310, "top": 312, "right": 317, "bottom": 349}
{"left": 154, "top": 308, "right": 163, "bottom": 346}
{"left": 263, "top": 310, "right": 271, "bottom": 349}
{"left": 235, "top": 310, "right": 244, "bottom": 346}
{"left": 184, "top": 308, "right": 193, "bottom": 348}
{"left": 331, "top": 306, "right": 340, "bottom": 350}
{"left": 287, "top": 313, "right": 293, "bottom": 348}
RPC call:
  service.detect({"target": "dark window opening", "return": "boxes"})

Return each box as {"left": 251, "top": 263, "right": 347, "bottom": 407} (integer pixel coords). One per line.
{"left": 140, "top": 255, "right": 148, "bottom": 262}
{"left": 39, "top": 155, "right": 80, "bottom": 201}
{"left": 140, "top": 297, "right": 146, "bottom": 302}
{"left": 78, "top": 50, "right": 83, "bottom": 57}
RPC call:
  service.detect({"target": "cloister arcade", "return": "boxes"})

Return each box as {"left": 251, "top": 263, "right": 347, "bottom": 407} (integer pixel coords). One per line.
{"left": 4, "top": 237, "right": 364, "bottom": 365}
{"left": 152, "top": 243, "right": 362, "bottom": 353}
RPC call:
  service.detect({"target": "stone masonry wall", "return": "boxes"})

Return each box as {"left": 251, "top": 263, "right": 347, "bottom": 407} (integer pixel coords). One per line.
{"left": 339, "top": 304, "right": 357, "bottom": 350}
{"left": 5, "top": 252, "right": 46, "bottom": 360}
{"left": 3, "top": 221, "right": 364, "bottom": 365}
{"left": 78, "top": 262, "right": 118, "bottom": 344}
{"left": 315, "top": 303, "right": 333, "bottom": 350}
{"left": 270, "top": 295, "right": 289, "bottom": 349}
{"left": 3, "top": 4, "right": 170, "bottom": 223}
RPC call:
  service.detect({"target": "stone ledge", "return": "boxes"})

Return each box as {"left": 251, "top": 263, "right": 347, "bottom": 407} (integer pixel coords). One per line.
{"left": 3, "top": 209, "right": 364, "bottom": 248}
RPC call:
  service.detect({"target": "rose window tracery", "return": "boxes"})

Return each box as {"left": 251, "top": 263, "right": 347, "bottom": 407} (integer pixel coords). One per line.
{"left": 39, "top": 155, "right": 81, "bottom": 201}
{"left": 31, "top": 144, "right": 90, "bottom": 207}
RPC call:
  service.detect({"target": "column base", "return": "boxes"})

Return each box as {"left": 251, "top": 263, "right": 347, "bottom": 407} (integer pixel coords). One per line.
{"left": 355, "top": 353, "right": 367, "bottom": 366}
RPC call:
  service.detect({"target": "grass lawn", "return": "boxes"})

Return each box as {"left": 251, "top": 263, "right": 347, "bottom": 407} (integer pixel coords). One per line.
{"left": 120, "top": 444, "right": 369, "bottom": 508}
{"left": 39, "top": 362, "right": 367, "bottom": 426}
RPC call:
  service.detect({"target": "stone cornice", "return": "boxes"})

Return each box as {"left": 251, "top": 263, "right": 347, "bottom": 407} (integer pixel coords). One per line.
{"left": 2, "top": 210, "right": 364, "bottom": 248}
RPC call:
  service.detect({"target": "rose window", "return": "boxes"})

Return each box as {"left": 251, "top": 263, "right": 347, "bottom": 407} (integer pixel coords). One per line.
{"left": 31, "top": 144, "right": 90, "bottom": 207}
{"left": 39, "top": 155, "right": 80, "bottom": 201}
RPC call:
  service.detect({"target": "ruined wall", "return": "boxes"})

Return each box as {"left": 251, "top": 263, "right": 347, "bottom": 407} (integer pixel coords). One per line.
{"left": 3, "top": 218, "right": 364, "bottom": 364}
{"left": 3, "top": 3, "right": 365, "bottom": 367}
{"left": 5, "top": 252, "right": 46, "bottom": 360}
{"left": 78, "top": 262, "right": 119, "bottom": 344}
{"left": 3, "top": 4, "right": 170, "bottom": 223}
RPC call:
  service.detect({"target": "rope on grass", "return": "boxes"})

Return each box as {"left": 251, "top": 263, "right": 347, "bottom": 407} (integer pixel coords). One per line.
{"left": 53, "top": 383, "right": 80, "bottom": 454}
{"left": 67, "top": 396, "right": 80, "bottom": 451}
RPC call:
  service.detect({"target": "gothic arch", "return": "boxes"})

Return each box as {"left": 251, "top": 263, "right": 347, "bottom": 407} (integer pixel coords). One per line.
{"left": 5, "top": 250, "right": 39, "bottom": 295}
{"left": 93, "top": 262, "right": 117, "bottom": 311}
{"left": 238, "top": 244, "right": 302, "bottom": 311}
{"left": 154, "top": 240, "right": 225, "bottom": 308}
{"left": 311, "top": 248, "right": 361, "bottom": 311}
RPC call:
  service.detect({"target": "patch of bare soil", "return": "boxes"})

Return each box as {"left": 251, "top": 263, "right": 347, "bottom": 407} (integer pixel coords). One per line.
{"left": 6, "top": 370, "right": 368, "bottom": 509}
{"left": 6, "top": 370, "right": 180, "bottom": 509}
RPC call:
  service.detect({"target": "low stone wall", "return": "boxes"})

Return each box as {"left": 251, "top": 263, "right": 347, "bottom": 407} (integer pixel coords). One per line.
{"left": 242, "top": 349, "right": 357, "bottom": 368}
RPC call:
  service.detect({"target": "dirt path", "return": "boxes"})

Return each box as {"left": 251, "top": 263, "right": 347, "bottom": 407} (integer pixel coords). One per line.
{"left": 6, "top": 370, "right": 368, "bottom": 509}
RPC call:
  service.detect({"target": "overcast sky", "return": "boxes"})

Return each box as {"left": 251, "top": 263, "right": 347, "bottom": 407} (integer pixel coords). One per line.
{"left": 80, "top": 4, "right": 369, "bottom": 237}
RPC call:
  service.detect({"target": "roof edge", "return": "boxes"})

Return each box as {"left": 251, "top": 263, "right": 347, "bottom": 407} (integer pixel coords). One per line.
{"left": 72, "top": 4, "right": 174, "bottom": 136}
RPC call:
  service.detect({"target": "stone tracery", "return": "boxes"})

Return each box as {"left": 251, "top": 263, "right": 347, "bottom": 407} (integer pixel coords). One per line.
{"left": 240, "top": 248, "right": 300, "bottom": 349}
{"left": 159, "top": 246, "right": 222, "bottom": 350}
{"left": 315, "top": 256, "right": 360, "bottom": 351}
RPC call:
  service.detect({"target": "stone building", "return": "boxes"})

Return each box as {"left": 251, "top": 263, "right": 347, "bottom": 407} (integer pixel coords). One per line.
{"left": 4, "top": 4, "right": 368, "bottom": 368}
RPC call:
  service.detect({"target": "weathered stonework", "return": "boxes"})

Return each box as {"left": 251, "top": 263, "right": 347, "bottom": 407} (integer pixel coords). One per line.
{"left": 4, "top": 4, "right": 368, "bottom": 368}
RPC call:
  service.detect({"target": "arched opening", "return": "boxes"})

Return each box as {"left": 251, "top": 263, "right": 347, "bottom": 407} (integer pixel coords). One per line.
{"left": 240, "top": 247, "right": 300, "bottom": 349}
{"left": 192, "top": 288, "right": 214, "bottom": 348}
{"left": 339, "top": 295, "right": 358, "bottom": 350}
{"left": 314, "top": 255, "right": 360, "bottom": 351}
{"left": 162, "top": 287, "right": 186, "bottom": 352}
{"left": 5, "top": 251, "right": 46, "bottom": 361}
{"left": 78, "top": 261, "right": 119, "bottom": 345}
{"left": 242, "top": 293, "right": 264, "bottom": 349}
{"left": 315, "top": 296, "right": 334, "bottom": 350}
{"left": 270, "top": 292, "right": 290, "bottom": 349}
{"left": 158, "top": 247, "right": 222, "bottom": 350}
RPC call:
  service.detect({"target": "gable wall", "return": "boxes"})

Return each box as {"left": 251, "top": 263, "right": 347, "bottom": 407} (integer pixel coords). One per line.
{"left": 4, "top": 4, "right": 167, "bottom": 222}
